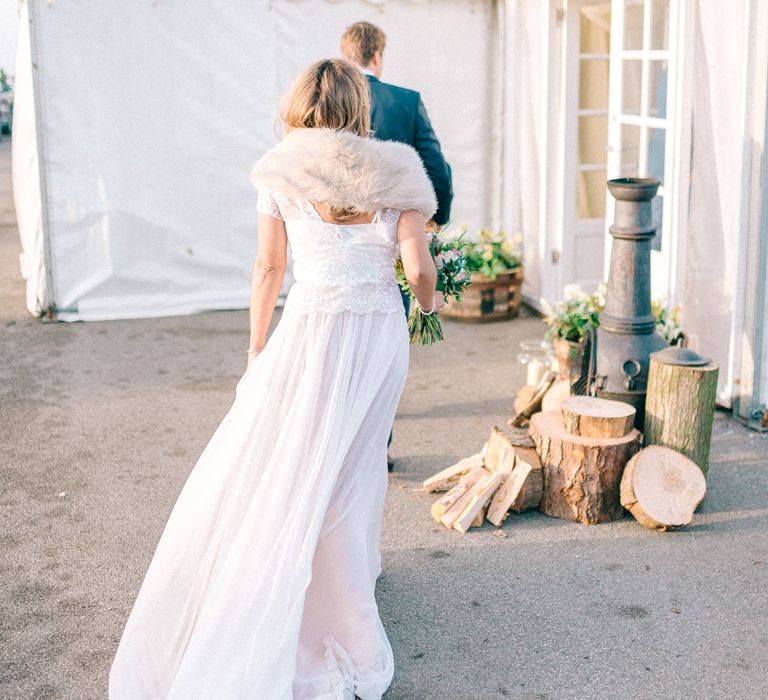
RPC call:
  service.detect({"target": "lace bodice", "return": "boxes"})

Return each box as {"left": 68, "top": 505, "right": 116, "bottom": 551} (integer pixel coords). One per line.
{"left": 257, "top": 189, "right": 404, "bottom": 315}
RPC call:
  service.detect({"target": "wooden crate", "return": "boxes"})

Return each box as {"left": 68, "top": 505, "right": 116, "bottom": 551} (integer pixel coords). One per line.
{"left": 441, "top": 268, "right": 523, "bottom": 322}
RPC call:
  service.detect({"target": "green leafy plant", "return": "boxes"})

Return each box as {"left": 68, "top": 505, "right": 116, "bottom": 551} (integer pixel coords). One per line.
{"left": 460, "top": 229, "right": 522, "bottom": 280}
{"left": 542, "top": 284, "right": 684, "bottom": 345}
{"left": 541, "top": 285, "right": 604, "bottom": 343}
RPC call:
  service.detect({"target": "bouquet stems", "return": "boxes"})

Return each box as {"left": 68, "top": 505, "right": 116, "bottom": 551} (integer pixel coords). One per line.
{"left": 407, "top": 306, "right": 444, "bottom": 345}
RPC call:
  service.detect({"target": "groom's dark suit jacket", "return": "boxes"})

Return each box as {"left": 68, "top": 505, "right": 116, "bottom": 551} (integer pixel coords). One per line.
{"left": 366, "top": 75, "right": 453, "bottom": 226}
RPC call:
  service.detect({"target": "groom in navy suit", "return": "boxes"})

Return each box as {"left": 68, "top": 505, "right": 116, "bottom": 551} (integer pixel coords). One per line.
{"left": 342, "top": 22, "right": 454, "bottom": 471}
{"left": 341, "top": 22, "right": 453, "bottom": 227}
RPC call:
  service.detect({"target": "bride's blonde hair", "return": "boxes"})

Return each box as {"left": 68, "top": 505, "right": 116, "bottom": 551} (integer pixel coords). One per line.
{"left": 281, "top": 58, "right": 371, "bottom": 222}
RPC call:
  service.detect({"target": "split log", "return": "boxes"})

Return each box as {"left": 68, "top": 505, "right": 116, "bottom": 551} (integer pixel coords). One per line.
{"left": 541, "top": 378, "right": 571, "bottom": 413}
{"left": 509, "top": 371, "right": 557, "bottom": 428}
{"left": 530, "top": 411, "right": 642, "bottom": 524}
{"left": 453, "top": 473, "right": 505, "bottom": 533}
{"left": 485, "top": 426, "right": 535, "bottom": 475}
{"left": 430, "top": 466, "right": 486, "bottom": 522}
{"left": 422, "top": 452, "right": 484, "bottom": 492}
{"left": 514, "top": 385, "right": 536, "bottom": 415}
{"left": 562, "top": 396, "right": 636, "bottom": 439}
{"left": 620, "top": 446, "right": 707, "bottom": 530}
{"left": 486, "top": 449, "right": 543, "bottom": 526}
{"left": 471, "top": 502, "right": 489, "bottom": 527}
{"left": 508, "top": 459, "right": 544, "bottom": 514}
{"left": 440, "top": 468, "right": 492, "bottom": 528}
{"left": 644, "top": 357, "right": 719, "bottom": 476}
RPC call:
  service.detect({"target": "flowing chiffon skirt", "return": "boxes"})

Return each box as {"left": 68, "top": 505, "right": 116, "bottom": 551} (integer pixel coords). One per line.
{"left": 109, "top": 309, "right": 409, "bottom": 699}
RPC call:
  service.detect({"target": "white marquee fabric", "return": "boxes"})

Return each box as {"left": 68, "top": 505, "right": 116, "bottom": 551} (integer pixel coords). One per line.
{"left": 14, "top": 0, "right": 499, "bottom": 321}
{"left": 13, "top": 0, "right": 768, "bottom": 412}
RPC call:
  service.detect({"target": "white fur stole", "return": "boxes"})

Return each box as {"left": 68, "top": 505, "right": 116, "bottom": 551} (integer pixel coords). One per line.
{"left": 251, "top": 128, "right": 437, "bottom": 219}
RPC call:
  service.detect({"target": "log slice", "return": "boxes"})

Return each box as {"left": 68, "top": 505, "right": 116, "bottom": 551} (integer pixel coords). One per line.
{"left": 562, "top": 396, "right": 636, "bottom": 439}
{"left": 620, "top": 445, "right": 706, "bottom": 530}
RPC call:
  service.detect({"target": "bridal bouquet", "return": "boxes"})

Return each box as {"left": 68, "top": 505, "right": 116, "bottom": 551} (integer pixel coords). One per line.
{"left": 395, "top": 227, "right": 472, "bottom": 345}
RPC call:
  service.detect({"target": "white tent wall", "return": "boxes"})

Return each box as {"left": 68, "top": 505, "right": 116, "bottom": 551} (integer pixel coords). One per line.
{"left": 501, "top": 0, "right": 553, "bottom": 307}
{"left": 12, "top": 0, "right": 48, "bottom": 315}
{"left": 15, "top": 0, "right": 499, "bottom": 322}
{"left": 683, "top": 0, "right": 768, "bottom": 414}
{"left": 729, "top": 0, "right": 768, "bottom": 421}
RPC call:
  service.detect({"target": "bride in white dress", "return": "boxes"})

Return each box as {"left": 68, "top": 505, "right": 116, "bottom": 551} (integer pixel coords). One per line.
{"left": 109, "top": 59, "right": 440, "bottom": 699}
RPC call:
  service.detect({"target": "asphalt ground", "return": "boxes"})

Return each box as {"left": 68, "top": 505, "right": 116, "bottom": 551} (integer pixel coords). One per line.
{"left": 1, "top": 141, "right": 767, "bottom": 699}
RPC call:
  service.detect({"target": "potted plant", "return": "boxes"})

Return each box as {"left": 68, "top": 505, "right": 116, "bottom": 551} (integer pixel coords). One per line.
{"left": 441, "top": 229, "right": 524, "bottom": 321}
{"left": 542, "top": 285, "right": 685, "bottom": 378}
{"left": 541, "top": 285, "right": 604, "bottom": 378}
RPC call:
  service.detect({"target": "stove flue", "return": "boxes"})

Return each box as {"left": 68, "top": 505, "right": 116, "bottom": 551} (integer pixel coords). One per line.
{"left": 593, "top": 177, "right": 668, "bottom": 426}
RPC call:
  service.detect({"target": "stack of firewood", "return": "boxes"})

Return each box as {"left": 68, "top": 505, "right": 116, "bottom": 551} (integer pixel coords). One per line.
{"left": 421, "top": 427, "right": 543, "bottom": 532}
{"left": 422, "top": 393, "right": 709, "bottom": 533}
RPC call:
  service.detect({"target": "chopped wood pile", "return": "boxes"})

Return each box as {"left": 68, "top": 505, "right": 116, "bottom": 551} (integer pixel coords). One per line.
{"left": 422, "top": 375, "right": 710, "bottom": 533}
{"left": 422, "top": 427, "right": 543, "bottom": 532}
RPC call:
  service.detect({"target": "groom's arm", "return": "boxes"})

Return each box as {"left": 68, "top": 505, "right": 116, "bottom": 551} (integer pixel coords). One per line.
{"left": 413, "top": 96, "right": 453, "bottom": 226}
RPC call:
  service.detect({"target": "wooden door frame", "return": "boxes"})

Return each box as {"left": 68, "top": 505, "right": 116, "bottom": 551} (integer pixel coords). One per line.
{"left": 604, "top": 0, "right": 692, "bottom": 304}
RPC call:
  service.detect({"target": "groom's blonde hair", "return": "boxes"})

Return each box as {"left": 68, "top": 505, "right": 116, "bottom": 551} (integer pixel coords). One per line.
{"left": 282, "top": 58, "right": 370, "bottom": 139}
{"left": 341, "top": 22, "right": 386, "bottom": 67}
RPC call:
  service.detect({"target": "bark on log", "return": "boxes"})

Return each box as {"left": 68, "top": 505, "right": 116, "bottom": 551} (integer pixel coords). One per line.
{"left": 529, "top": 411, "right": 642, "bottom": 524}
{"left": 644, "top": 358, "right": 719, "bottom": 476}
{"left": 620, "top": 445, "right": 706, "bottom": 530}
{"left": 485, "top": 426, "right": 535, "bottom": 475}
{"left": 562, "top": 396, "right": 636, "bottom": 439}
{"left": 509, "top": 459, "right": 544, "bottom": 514}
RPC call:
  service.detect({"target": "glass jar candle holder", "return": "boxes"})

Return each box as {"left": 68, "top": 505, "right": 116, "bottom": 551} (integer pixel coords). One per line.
{"left": 517, "top": 339, "right": 554, "bottom": 387}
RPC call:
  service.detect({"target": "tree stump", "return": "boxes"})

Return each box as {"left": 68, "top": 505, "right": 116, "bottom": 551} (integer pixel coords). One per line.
{"left": 620, "top": 446, "right": 707, "bottom": 530}
{"left": 644, "top": 357, "right": 719, "bottom": 475}
{"left": 530, "top": 411, "right": 642, "bottom": 524}
{"left": 562, "top": 396, "right": 636, "bottom": 439}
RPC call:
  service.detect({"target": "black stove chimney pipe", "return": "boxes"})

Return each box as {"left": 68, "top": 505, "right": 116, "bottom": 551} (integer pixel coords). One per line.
{"left": 594, "top": 178, "right": 669, "bottom": 426}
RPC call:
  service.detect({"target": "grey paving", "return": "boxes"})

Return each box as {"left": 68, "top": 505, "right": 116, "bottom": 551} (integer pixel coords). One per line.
{"left": 1, "top": 140, "right": 767, "bottom": 700}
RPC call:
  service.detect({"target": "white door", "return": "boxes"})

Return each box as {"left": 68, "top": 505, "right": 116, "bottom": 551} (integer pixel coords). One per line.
{"left": 562, "top": 1, "right": 612, "bottom": 294}
{"left": 605, "top": 0, "right": 680, "bottom": 298}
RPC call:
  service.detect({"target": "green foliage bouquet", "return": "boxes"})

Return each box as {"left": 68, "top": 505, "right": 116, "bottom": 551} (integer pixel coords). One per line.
{"left": 395, "top": 228, "right": 472, "bottom": 345}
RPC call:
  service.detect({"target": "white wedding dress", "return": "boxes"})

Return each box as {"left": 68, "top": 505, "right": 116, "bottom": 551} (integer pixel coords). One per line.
{"left": 109, "top": 190, "right": 408, "bottom": 699}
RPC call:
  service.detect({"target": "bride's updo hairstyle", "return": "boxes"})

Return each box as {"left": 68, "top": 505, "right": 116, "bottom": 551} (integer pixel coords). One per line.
{"left": 281, "top": 58, "right": 371, "bottom": 221}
